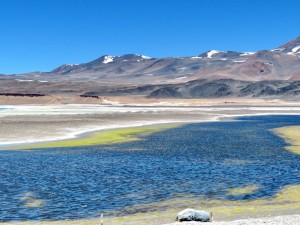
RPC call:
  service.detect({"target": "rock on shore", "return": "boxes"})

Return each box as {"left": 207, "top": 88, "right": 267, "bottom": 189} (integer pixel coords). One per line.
{"left": 176, "top": 208, "right": 212, "bottom": 222}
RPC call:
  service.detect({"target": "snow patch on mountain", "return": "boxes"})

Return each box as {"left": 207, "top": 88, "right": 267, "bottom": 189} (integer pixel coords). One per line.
{"left": 141, "top": 55, "right": 151, "bottom": 59}
{"left": 240, "top": 52, "right": 255, "bottom": 56}
{"left": 176, "top": 76, "right": 187, "bottom": 80}
{"left": 103, "top": 55, "right": 114, "bottom": 64}
{"left": 59, "top": 64, "right": 79, "bottom": 68}
{"left": 271, "top": 48, "right": 285, "bottom": 52}
{"left": 207, "top": 50, "right": 220, "bottom": 58}
{"left": 191, "top": 56, "right": 202, "bottom": 59}
{"left": 15, "top": 79, "right": 34, "bottom": 82}
{"left": 292, "top": 45, "right": 300, "bottom": 53}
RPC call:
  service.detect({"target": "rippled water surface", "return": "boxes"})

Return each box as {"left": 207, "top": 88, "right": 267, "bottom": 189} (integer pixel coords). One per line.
{"left": 0, "top": 115, "right": 300, "bottom": 221}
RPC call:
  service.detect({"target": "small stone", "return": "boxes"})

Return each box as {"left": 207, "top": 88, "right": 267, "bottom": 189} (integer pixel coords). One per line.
{"left": 176, "top": 208, "right": 212, "bottom": 222}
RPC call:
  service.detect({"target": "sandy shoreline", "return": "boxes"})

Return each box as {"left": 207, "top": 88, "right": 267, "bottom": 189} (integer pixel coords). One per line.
{"left": 0, "top": 105, "right": 220, "bottom": 146}
{"left": 2, "top": 104, "right": 300, "bottom": 146}
{"left": 164, "top": 215, "right": 300, "bottom": 225}
{"left": 0, "top": 215, "right": 300, "bottom": 225}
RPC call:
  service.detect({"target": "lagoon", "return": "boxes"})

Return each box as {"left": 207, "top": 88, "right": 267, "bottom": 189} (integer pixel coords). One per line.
{"left": 0, "top": 115, "right": 299, "bottom": 223}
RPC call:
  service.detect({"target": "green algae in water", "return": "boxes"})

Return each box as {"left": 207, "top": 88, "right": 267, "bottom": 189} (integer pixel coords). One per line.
{"left": 9, "top": 123, "right": 181, "bottom": 150}
{"left": 227, "top": 184, "right": 261, "bottom": 196}
{"left": 274, "top": 125, "right": 300, "bottom": 155}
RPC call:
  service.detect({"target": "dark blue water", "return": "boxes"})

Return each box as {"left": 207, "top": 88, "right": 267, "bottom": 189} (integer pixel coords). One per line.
{"left": 0, "top": 115, "right": 300, "bottom": 221}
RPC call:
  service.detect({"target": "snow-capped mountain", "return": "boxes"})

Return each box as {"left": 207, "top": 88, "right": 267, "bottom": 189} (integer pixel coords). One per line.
{"left": 2, "top": 37, "right": 300, "bottom": 99}
{"left": 272, "top": 36, "right": 300, "bottom": 55}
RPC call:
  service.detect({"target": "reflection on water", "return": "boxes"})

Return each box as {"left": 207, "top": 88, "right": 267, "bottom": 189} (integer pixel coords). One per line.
{"left": 0, "top": 115, "right": 300, "bottom": 222}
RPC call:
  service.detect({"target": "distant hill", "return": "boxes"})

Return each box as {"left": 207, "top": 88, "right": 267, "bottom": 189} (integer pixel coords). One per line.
{"left": 1, "top": 37, "right": 300, "bottom": 99}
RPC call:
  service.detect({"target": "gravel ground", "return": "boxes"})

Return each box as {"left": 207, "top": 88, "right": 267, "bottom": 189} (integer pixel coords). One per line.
{"left": 164, "top": 215, "right": 300, "bottom": 225}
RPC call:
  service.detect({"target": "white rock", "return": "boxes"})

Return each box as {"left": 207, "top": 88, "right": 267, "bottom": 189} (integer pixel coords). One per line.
{"left": 176, "top": 208, "right": 212, "bottom": 222}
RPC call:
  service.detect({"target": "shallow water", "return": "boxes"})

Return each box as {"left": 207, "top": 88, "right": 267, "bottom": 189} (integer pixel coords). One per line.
{"left": 0, "top": 115, "right": 300, "bottom": 221}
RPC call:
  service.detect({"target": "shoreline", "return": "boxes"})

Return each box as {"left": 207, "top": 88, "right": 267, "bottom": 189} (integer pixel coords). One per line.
{"left": 0, "top": 112, "right": 299, "bottom": 147}
{"left": 0, "top": 120, "right": 189, "bottom": 146}
{"left": 1, "top": 214, "right": 300, "bottom": 225}
{"left": 2, "top": 105, "right": 300, "bottom": 147}
{"left": 164, "top": 215, "right": 300, "bottom": 225}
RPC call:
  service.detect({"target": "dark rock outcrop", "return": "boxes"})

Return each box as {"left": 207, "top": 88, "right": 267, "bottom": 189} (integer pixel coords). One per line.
{"left": 0, "top": 93, "right": 46, "bottom": 97}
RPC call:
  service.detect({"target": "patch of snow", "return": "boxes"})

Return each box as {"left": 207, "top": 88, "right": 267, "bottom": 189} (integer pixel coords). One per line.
{"left": 176, "top": 76, "right": 187, "bottom": 80}
{"left": 220, "top": 58, "right": 227, "bottom": 61}
{"left": 240, "top": 52, "right": 255, "bottom": 56}
{"left": 137, "top": 60, "right": 141, "bottom": 62}
{"left": 141, "top": 55, "right": 151, "bottom": 59}
{"left": 292, "top": 45, "right": 300, "bottom": 53}
{"left": 271, "top": 48, "right": 285, "bottom": 52}
{"left": 15, "top": 79, "right": 34, "bottom": 82}
{"left": 191, "top": 56, "right": 202, "bottom": 59}
{"left": 287, "top": 52, "right": 298, "bottom": 56}
{"left": 60, "top": 64, "right": 78, "bottom": 68}
{"left": 133, "top": 54, "right": 151, "bottom": 59}
{"left": 233, "top": 60, "right": 246, "bottom": 63}
{"left": 207, "top": 50, "right": 220, "bottom": 58}
{"left": 38, "top": 80, "right": 48, "bottom": 83}
{"left": 286, "top": 46, "right": 300, "bottom": 56}
{"left": 178, "top": 67, "right": 187, "bottom": 70}
{"left": 103, "top": 55, "right": 114, "bottom": 64}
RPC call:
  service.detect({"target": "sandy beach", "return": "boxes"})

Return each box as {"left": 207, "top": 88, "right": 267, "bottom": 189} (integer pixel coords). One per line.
{"left": 165, "top": 215, "right": 300, "bottom": 225}
{"left": 2, "top": 102, "right": 300, "bottom": 146}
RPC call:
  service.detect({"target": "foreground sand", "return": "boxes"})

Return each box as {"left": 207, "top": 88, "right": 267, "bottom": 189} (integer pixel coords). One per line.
{"left": 165, "top": 215, "right": 300, "bottom": 225}
{"left": 1, "top": 215, "right": 300, "bottom": 225}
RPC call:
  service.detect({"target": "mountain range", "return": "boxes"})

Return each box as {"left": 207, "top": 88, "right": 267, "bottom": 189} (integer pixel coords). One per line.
{"left": 1, "top": 36, "right": 300, "bottom": 99}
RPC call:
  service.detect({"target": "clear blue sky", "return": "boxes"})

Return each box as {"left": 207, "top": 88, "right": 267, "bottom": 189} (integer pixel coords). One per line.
{"left": 0, "top": 0, "right": 299, "bottom": 74}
